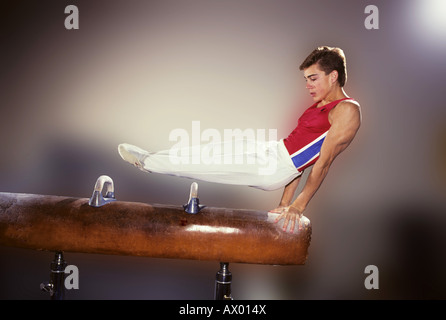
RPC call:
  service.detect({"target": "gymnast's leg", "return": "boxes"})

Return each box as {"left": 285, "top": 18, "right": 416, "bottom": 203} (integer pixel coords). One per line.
{"left": 118, "top": 139, "right": 299, "bottom": 191}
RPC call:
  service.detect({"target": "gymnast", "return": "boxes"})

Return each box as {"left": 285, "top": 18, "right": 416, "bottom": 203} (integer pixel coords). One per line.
{"left": 119, "top": 46, "right": 362, "bottom": 233}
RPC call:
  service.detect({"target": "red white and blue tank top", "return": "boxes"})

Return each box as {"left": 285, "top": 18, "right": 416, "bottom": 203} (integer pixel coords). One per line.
{"left": 283, "top": 98, "right": 354, "bottom": 172}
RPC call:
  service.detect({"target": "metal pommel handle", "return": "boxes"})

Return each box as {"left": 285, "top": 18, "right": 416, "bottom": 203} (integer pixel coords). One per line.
{"left": 189, "top": 182, "right": 198, "bottom": 200}
{"left": 183, "top": 182, "right": 205, "bottom": 214}
{"left": 88, "top": 175, "right": 116, "bottom": 207}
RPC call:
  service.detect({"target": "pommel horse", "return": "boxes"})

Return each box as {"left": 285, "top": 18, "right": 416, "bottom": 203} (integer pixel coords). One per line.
{"left": 0, "top": 175, "right": 312, "bottom": 299}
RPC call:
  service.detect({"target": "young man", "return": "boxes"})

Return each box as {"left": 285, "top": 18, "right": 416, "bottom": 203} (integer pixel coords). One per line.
{"left": 269, "top": 46, "right": 361, "bottom": 232}
{"left": 118, "top": 46, "right": 361, "bottom": 232}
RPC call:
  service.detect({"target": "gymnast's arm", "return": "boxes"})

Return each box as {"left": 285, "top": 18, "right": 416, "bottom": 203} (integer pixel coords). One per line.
{"left": 275, "top": 101, "right": 361, "bottom": 232}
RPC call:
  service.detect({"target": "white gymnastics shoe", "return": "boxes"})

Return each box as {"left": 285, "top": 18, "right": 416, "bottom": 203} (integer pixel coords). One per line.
{"left": 118, "top": 143, "right": 150, "bottom": 171}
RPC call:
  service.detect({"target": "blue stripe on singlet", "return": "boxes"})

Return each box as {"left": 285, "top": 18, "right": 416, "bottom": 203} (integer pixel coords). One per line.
{"left": 290, "top": 135, "right": 326, "bottom": 170}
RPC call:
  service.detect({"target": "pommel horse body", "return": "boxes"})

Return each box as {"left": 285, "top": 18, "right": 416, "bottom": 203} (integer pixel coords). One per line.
{"left": 0, "top": 176, "right": 312, "bottom": 299}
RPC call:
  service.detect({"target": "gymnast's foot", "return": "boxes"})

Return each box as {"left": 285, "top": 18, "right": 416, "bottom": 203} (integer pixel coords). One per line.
{"left": 118, "top": 143, "right": 151, "bottom": 172}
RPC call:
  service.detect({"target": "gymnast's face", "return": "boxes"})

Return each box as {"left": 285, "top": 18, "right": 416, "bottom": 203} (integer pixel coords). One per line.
{"left": 303, "top": 63, "right": 338, "bottom": 102}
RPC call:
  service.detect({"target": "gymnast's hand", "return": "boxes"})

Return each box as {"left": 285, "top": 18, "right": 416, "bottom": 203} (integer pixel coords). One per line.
{"left": 272, "top": 205, "right": 303, "bottom": 233}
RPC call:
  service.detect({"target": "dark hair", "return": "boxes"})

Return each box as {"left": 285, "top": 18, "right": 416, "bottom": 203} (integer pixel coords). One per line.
{"left": 299, "top": 46, "right": 347, "bottom": 87}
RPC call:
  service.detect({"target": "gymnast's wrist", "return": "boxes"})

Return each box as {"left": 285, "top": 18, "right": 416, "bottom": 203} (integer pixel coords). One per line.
{"left": 290, "top": 203, "right": 305, "bottom": 213}
{"left": 279, "top": 201, "right": 290, "bottom": 208}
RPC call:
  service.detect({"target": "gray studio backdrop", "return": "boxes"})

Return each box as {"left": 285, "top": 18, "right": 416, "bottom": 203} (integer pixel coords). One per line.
{"left": 1, "top": 0, "right": 445, "bottom": 299}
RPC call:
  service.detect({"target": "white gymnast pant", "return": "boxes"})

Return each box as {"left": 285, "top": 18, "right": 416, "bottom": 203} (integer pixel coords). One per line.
{"left": 118, "top": 139, "right": 300, "bottom": 191}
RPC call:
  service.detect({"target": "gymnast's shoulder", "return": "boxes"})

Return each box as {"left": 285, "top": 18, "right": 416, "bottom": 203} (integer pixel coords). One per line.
{"left": 331, "top": 98, "right": 362, "bottom": 124}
